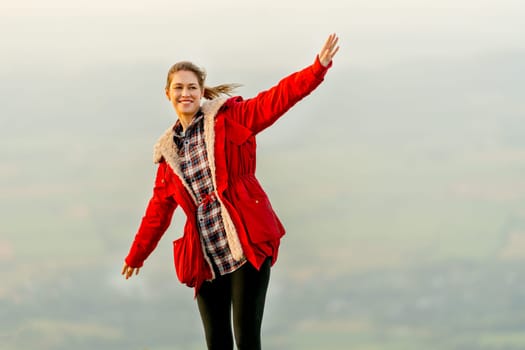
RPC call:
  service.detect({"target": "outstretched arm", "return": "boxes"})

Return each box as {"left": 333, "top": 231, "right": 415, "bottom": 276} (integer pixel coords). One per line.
{"left": 225, "top": 33, "right": 340, "bottom": 134}
{"left": 122, "top": 162, "right": 177, "bottom": 279}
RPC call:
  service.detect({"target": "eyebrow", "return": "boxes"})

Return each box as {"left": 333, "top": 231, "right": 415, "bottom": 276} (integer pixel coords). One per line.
{"left": 172, "top": 82, "right": 198, "bottom": 87}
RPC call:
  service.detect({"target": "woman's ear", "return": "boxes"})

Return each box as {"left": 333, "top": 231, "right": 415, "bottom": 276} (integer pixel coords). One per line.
{"left": 165, "top": 88, "right": 170, "bottom": 100}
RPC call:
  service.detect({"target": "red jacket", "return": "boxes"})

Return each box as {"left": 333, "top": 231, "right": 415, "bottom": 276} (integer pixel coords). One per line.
{"left": 125, "top": 56, "right": 331, "bottom": 295}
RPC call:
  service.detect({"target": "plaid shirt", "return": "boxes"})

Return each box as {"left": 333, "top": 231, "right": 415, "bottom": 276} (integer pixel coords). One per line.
{"left": 173, "top": 111, "right": 246, "bottom": 276}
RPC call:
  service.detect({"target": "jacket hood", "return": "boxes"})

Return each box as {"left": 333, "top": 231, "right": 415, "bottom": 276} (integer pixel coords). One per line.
{"left": 153, "top": 97, "right": 228, "bottom": 164}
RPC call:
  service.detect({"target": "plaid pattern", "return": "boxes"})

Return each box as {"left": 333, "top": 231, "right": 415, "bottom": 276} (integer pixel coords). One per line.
{"left": 173, "top": 112, "right": 246, "bottom": 276}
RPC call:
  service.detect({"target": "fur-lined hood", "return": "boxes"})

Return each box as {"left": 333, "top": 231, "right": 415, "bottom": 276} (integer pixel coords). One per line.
{"left": 153, "top": 97, "right": 228, "bottom": 164}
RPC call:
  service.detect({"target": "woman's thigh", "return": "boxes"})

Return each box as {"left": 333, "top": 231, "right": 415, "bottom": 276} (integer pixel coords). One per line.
{"left": 197, "top": 276, "right": 234, "bottom": 350}
{"left": 231, "top": 258, "right": 271, "bottom": 350}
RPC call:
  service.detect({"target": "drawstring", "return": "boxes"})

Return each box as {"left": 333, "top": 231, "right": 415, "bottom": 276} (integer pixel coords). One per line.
{"left": 200, "top": 191, "right": 217, "bottom": 206}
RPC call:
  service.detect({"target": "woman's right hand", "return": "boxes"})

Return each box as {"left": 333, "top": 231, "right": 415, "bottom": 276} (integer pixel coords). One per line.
{"left": 121, "top": 263, "right": 140, "bottom": 280}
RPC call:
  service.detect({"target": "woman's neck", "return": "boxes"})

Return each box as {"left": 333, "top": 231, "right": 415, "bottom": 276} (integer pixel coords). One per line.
{"left": 178, "top": 113, "right": 195, "bottom": 132}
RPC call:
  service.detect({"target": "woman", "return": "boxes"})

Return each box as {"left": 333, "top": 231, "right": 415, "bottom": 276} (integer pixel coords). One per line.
{"left": 122, "top": 33, "right": 339, "bottom": 350}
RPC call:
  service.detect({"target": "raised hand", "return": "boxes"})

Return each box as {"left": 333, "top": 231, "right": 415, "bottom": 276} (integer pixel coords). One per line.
{"left": 319, "top": 33, "right": 340, "bottom": 67}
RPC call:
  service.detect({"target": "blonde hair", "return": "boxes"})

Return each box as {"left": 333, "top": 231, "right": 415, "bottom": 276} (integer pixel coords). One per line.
{"left": 165, "top": 61, "right": 241, "bottom": 100}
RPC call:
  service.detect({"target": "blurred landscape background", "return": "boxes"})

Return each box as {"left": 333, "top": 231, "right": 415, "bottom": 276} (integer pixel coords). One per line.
{"left": 1, "top": 1, "right": 525, "bottom": 349}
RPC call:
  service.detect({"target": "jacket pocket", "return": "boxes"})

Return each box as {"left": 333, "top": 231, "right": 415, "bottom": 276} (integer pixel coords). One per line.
{"left": 237, "top": 196, "right": 284, "bottom": 243}
{"left": 173, "top": 235, "right": 197, "bottom": 287}
{"left": 225, "top": 115, "right": 254, "bottom": 145}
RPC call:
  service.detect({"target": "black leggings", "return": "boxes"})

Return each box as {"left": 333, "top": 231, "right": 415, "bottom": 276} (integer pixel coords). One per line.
{"left": 196, "top": 258, "right": 271, "bottom": 350}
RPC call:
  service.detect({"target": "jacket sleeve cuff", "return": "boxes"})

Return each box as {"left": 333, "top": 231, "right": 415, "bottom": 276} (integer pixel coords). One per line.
{"left": 125, "top": 254, "right": 144, "bottom": 268}
{"left": 312, "top": 55, "right": 332, "bottom": 79}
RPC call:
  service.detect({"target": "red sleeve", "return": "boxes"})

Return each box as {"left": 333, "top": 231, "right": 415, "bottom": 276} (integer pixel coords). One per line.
{"left": 125, "top": 161, "right": 177, "bottom": 268}
{"left": 224, "top": 55, "right": 332, "bottom": 134}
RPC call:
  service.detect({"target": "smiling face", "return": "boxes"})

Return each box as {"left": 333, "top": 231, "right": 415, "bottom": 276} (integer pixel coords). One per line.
{"left": 165, "top": 70, "right": 204, "bottom": 120}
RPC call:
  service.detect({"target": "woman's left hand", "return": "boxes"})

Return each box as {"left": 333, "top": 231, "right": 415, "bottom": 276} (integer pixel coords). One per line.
{"left": 121, "top": 262, "right": 140, "bottom": 280}
{"left": 319, "top": 33, "right": 340, "bottom": 67}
